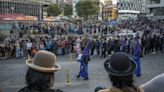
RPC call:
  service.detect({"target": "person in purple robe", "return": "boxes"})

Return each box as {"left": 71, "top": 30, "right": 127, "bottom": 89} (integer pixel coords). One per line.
{"left": 120, "top": 36, "right": 126, "bottom": 52}
{"left": 77, "top": 39, "right": 90, "bottom": 80}
{"left": 131, "top": 33, "right": 142, "bottom": 77}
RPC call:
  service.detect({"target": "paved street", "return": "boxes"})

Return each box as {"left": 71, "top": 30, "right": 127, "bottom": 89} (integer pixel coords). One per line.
{"left": 0, "top": 53, "right": 164, "bottom": 92}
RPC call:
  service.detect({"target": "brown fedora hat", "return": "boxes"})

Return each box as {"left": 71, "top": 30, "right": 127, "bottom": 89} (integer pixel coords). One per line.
{"left": 26, "top": 50, "right": 61, "bottom": 73}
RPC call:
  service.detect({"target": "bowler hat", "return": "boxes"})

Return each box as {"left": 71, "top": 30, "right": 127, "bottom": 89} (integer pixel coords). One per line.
{"left": 104, "top": 52, "right": 136, "bottom": 76}
{"left": 26, "top": 50, "right": 61, "bottom": 73}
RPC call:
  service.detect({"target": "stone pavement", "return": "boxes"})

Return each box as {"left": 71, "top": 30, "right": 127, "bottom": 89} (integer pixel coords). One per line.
{"left": 0, "top": 53, "right": 164, "bottom": 92}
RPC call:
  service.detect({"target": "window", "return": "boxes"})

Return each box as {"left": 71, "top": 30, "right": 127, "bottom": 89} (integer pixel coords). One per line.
{"left": 152, "top": 7, "right": 164, "bottom": 16}
{"left": 150, "top": 0, "right": 160, "bottom": 4}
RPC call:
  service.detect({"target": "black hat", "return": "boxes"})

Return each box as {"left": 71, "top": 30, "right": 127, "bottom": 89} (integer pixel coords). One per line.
{"left": 104, "top": 52, "right": 136, "bottom": 76}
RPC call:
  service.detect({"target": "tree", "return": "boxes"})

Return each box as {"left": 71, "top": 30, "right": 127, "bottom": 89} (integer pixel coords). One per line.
{"left": 46, "top": 4, "right": 62, "bottom": 16}
{"left": 64, "top": 5, "right": 73, "bottom": 16}
{"left": 76, "top": 0, "right": 99, "bottom": 20}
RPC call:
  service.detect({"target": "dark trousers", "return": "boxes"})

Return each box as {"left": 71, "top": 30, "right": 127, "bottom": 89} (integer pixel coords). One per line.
{"left": 1, "top": 51, "right": 5, "bottom": 57}
{"left": 150, "top": 45, "right": 154, "bottom": 52}
{"left": 27, "top": 50, "right": 31, "bottom": 56}
{"left": 101, "top": 50, "right": 106, "bottom": 58}
{"left": 145, "top": 45, "right": 150, "bottom": 54}
{"left": 53, "top": 48, "right": 58, "bottom": 55}
{"left": 159, "top": 44, "right": 163, "bottom": 52}
{"left": 46, "top": 49, "right": 51, "bottom": 51}
{"left": 91, "top": 49, "right": 94, "bottom": 55}
{"left": 62, "top": 48, "right": 65, "bottom": 55}
{"left": 108, "top": 49, "right": 111, "bottom": 55}
{"left": 96, "top": 47, "right": 100, "bottom": 55}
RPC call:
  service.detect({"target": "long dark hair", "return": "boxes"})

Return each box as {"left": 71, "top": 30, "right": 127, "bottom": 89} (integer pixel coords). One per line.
{"left": 26, "top": 68, "right": 54, "bottom": 91}
{"left": 109, "top": 74, "right": 140, "bottom": 92}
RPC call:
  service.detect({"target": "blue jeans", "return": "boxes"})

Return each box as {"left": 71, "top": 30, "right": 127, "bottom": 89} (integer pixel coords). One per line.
{"left": 16, "top": 48, "right": 20, "bottom": 58}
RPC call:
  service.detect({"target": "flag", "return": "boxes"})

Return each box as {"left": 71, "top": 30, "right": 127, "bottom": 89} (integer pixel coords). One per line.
{"left": 82, "top": 39, "right": 90, "bottom": 56}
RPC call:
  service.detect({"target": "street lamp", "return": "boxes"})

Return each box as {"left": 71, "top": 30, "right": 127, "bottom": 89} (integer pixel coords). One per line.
{"left": 98, "top": 2, "right": 103, "bottom": 21}
{"left": 39, "top": 0, "right": 42, "bottom": 20}
{"left": 11, "top": 7, "right": 15, "bottom": 14}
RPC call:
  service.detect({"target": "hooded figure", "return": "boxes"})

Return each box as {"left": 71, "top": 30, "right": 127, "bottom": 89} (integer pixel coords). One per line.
{"left": 131, "top": 33, "right": 142, "bottom": 76}
{"left": 120, "top": 37, "right": 126, "bottom": 52}
{"left": 77, "top": 39, "right": 90, "bottom": 80}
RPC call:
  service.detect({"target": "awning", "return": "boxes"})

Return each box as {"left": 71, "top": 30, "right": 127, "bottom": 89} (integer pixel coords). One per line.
{"left": 0, "top": 13, "right": 24, "bottom": 20}
{"left": 16, "top": 16, "right": 38, "bottom": 20}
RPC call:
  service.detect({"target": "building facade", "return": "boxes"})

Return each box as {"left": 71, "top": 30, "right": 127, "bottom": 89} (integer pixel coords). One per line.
{"left": 102, "top": 6, "right": 116, "bottom": 20}
{"left": 92, "top": 0, "right": 113, "bottom": 20}
{"left": 146, "top": 0, "right": 164, "bottom": 20}
{"left": 0, "top": 0, "right": 57, "bottom": 19}
{"left": 118, "top": 0, "right": 145, "bottom": 20}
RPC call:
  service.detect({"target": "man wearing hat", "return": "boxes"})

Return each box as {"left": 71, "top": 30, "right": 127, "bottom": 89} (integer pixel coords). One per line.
{"left": 96, "top": 52, "right": 144, "bottom": 92}
{"left": 18, "top": 50, "right": 63, "bottom": 92}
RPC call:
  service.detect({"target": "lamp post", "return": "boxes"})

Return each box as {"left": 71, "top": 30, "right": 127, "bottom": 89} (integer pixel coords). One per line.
{"left": 11, "top": 7, "right": 15, "bottom": 14}
{"left": 98, "top": 2, "right": 103, "bottom": 21}
{"left": 39, "top": 0, "right": 42, "bottom": 20}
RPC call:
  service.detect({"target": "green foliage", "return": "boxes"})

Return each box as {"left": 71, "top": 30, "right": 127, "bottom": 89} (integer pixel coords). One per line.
{"left": 64, "top": 5, "right": 73, "bottom": 16}
{"left": 76, "top": 0, "right": 99, "bottom": 19}
{"left": 46, "top": 4, "right": 62, "bottom": 16}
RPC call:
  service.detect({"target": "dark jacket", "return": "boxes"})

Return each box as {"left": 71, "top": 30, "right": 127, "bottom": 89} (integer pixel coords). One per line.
{"left": 90, "top": 40, "right": 95, "bottom": 49}
{"left": 18, "top": 87, "right": 63, "bottom": 92}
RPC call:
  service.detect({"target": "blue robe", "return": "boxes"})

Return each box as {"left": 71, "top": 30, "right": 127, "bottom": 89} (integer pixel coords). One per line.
{"left": 131, "top": 54, "right": 141, "bottom": 76}
{"left": 78, "top": 55, "right": 88, "bottom": 78}
{"left": 78, "top": 39, "right": 90, "bottom": 79}
{"left": 132, "top": 33, "right": 141, "bottom": 76}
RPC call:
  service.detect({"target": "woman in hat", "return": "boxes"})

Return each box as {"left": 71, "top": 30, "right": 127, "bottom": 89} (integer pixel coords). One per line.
{"left": 96, "top": 52, "right": 144, "bottom": 92}
{"left": 18, "top": 50, "right": 63, "bottom": 92}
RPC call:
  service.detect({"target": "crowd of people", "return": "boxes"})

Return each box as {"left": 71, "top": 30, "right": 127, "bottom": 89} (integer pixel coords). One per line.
{"left": 0, "top": 31, "right": 163, "bottom": 60}
{"left": 15, "top": 21, "right": 114, "bottom": 37}
{"left": 0, "top": 17, "right": 164, "bottom": 92}
{"left": 0, "top": 18, "right": 164, "bottom": 60}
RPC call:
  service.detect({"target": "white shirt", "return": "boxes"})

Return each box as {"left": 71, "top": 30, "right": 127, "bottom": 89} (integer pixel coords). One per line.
{"left": 26, "top": 42, "right": 32, "bottom": 50}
